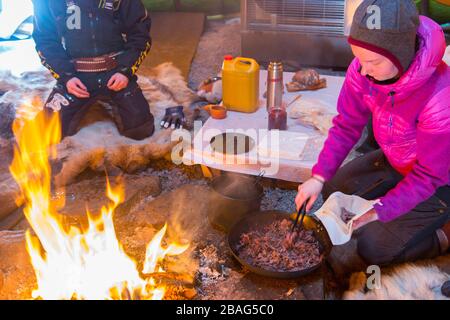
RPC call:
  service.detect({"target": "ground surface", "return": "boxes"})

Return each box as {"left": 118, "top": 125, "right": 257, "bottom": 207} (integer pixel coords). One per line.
{"left": 0, "top": 17, "right": 341, "bottom": 300}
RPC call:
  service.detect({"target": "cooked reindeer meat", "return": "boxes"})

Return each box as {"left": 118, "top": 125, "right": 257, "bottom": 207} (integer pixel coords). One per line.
{"left": 237, "top": 219, "right": 322, "bottom": 272}
{"left": 286, "top": 69, "right": 327, "bottom": 92}
{"left": 282, "top": 230, "right": 298, "bottom": 249}
{"left": 341, "top": 208, "right": 357, "bottom": 223}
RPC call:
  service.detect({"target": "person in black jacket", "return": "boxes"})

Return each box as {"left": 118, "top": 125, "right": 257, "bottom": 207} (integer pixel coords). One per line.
{"left": 32, "top": 0, "right": 155, "bottom": 140}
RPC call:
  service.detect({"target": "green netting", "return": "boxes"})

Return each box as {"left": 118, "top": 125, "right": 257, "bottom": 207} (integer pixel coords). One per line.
{"left": 142, "top": 0, "right": 174, "bottom": 11}
{"left": 142, "top": 0, "right": 448, "bottom": 23}
{"left": 142, "top": 0, "right": 240, "bottom": 14}
{"left": 415, "top": 0, "right": 450, "bottom": 24}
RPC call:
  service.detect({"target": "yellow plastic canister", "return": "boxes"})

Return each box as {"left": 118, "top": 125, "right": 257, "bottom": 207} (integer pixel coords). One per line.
{"left": 222, "top": 56, "right": 260, "bottom": 113}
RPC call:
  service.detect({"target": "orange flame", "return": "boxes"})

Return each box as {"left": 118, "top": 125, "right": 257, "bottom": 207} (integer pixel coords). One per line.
{"left": 9, "top": 109, "right": 188, "bottom": 300}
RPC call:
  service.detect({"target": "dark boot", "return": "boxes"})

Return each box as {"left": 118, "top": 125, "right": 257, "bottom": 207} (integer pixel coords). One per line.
{"left": 437, "top": 219, "right": 450, "bottom": 253}
{"left": 325, "top": 239, "right": 368, "bottom": 293}
{"left": 442, "top": 280, "right": 450, "bottom": 298}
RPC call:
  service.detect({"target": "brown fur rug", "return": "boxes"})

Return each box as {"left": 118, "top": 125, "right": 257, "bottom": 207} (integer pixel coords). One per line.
{"left": 0, "top": 63, "right": 200, "bottom": 187}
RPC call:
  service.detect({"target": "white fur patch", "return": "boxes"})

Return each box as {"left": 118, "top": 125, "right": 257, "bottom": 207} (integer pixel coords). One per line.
{"left": 344, "top": 262, "right": 450, "bottom": 300}
{"left": 0, "top": 63, "right": 199, "bottom": 187}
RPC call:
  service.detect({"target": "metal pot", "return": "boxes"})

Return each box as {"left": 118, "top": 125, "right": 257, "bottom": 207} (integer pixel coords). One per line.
{"left": 207, "top": 173, "right": 264, "bottom": 232}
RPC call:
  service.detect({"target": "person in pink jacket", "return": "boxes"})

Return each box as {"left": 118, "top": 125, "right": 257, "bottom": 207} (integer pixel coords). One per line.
{"left": 295, "top": 0, "right": 450, "bottom": 266}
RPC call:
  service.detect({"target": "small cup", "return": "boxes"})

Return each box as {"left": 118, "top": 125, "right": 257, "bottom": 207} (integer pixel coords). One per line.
{"left": 204, "top": 104, "right": 227, "bottom": 119}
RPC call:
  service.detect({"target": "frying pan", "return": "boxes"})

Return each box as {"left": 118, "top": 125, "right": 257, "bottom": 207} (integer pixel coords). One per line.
{"left": 228, "top": 210, "right": 332, "bottom": 279}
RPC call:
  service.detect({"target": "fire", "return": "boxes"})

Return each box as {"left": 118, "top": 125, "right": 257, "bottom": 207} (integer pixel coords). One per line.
{"left": 9, "top": 109, "right": 189, "bottom": 300}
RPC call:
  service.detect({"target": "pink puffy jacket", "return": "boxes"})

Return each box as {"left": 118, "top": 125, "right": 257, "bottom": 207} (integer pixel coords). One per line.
{"left": 312, "top": 16, "right": 450, "bottom": 222}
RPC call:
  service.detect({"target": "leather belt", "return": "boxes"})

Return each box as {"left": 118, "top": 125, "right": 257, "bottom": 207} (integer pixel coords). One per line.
{"left": 73, "top": 52, "right": 122, "bottom": 73}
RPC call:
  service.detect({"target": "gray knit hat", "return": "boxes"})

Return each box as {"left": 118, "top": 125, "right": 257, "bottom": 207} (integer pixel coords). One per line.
{"left": 349, "top": 0, "right": 420, "bottom": 75}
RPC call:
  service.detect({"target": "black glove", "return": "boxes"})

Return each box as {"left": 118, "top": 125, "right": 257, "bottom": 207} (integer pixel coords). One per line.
{"left": 160, "top": 106, "right": 186, "bottom": 129}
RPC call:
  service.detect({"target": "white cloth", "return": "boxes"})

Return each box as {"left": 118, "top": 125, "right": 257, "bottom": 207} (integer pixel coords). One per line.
{"left": 257, "top": 130, "right": 309, "bottom": 161}
{"left": 182, "top": 71, "right": 345, "bottom": 183}
{"left": 313, "top": 192, "right": 379, "bottom": 245}
{"left": 444, "top": 45, "right": 450, "bottom": 67}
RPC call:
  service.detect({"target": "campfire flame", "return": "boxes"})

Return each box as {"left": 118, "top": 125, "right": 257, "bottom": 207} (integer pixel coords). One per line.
{"left": 9, "top": 110, "right": 189, "bottom": 300}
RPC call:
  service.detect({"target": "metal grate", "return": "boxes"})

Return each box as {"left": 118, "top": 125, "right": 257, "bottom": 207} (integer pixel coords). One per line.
{"left": 245, "top": 0, "right": 346, "bottom": 36}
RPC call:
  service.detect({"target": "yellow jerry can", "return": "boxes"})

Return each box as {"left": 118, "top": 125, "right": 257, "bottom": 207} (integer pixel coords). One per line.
{"left": 222, "top": 56, "right": 260, "bottom": 113}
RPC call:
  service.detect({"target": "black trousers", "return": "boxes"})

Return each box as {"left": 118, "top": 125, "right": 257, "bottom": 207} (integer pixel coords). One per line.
{"left": 323, "top": 149, "right": 450, "bottom": 266}
{"left": 43, "top": 70, "right": 155, "bottom": 141}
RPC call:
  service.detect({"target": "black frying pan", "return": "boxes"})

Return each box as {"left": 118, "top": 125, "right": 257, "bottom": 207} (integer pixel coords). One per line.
{"left": 228, "top": 210, "right": 332, "bottom": 279}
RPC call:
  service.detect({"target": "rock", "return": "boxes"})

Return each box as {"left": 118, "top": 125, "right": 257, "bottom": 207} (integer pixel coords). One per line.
{"left": 0, "top": 142, "right": 20, "bottom": 222}
{"left": 0, "top": 176, "right": 20, "bottom": 222}
{"left": 54, "top": 174, "right": 162, "bottom": 229}
{"left": 118, "top": 184, "right": 211, "bottom": 244}
{"left": 0, "top": 102, "right": 15, "bottom": 139}
{"left": 11, "top": 173, "right": 161, "bottom": 232}
{"left": 0, "top": 207, "right": 24, "bottom": 231}
{"left": 0, "top": 137, "right": 10, "bottom": 149}
{"left": 115, "top": 184, "right": 211, "bottom": 278}
{"left": 0, "top": 230, "right": 35, "bottom": 299}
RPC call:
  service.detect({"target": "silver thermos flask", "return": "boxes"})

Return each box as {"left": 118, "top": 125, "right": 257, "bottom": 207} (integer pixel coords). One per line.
{"left": 266, "top": 62, "right": 283, "bottom": 111}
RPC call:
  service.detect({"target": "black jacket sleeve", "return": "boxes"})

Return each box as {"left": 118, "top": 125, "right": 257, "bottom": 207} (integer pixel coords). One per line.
{"left": 116, "top": 0, "right": 152, "bottom": 79}
{"left": 32, "top": 0, "right": 76, "bottom": 84}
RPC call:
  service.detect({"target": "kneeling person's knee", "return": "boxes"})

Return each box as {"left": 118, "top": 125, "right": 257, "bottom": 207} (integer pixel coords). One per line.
{"left": 356, "top": 225, "right": 399, "bottom": 266}
{"left": 113, "top": 82, "right": 155, "bottom": 140}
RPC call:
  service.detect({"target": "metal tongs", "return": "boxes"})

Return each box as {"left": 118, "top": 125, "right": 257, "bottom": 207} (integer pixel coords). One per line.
{"left": 291, "top": 200, "right": 308, "bottom": 233}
